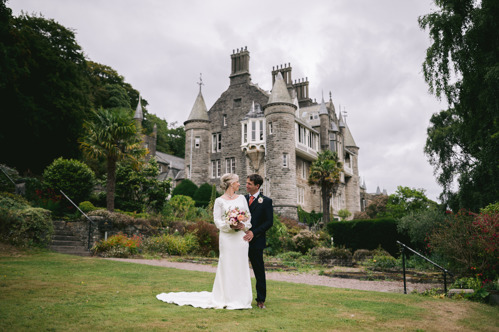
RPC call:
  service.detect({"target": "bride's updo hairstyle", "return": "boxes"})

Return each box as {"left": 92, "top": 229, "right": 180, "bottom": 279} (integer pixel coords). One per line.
{"left": 220, "top": 173, "right": 238, "bottom": 191}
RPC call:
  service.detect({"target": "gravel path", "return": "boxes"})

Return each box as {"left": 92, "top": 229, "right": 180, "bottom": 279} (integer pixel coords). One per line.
{"left": 105, "top": 258, "right": 440, "bottom": 294}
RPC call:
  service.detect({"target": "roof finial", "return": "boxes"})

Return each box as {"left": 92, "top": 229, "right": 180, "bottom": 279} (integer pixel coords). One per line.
{"left": 342, "top": 106, "right": 348, "bottom": 123}
{"left": 197, "top": 73, "right": 204, "bottom": 92}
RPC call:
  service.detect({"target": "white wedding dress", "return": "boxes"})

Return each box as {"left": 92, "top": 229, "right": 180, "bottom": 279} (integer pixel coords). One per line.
{"left": 156, "top": 195, "right": 253, "bottom": 309}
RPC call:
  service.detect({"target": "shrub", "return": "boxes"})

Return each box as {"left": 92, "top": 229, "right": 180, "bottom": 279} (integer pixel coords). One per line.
{"left": 311, "top": 247, "right": 353, "bottom": 265}
{"left": 353, "top": 249, "right": 373, "bottom": 262}
{"left": 451, "top": 275, "right": 491, "bottom": 303}
{"left": 338, "top": 209, "right": 352, "bottom": 221}
{"left": 79, "top": 201, "right": 97, "bottom": 213}
{"left": 142, "top": 233, "right": 199, "bottom": 256}
{"left": 171, "top": 179, "right": 198, "bottom": 198}
{"left": 91, "top": 233, "right": 142, "bottom": 257}
{"left": 163, "top": 195, "right": 197, "bottom": 220}
{"left": 481, "top": 202, "right": 499, "bottom": 214}
{"left": 297, "top": 206, "right": 322, "bottom": 226}
{"left": 327, "top": 217, "right": 409, "bottom": 257}
{"left": 193, "top": 183, "right": 213, "bottom": 207}
{"left": 266, "top": 214, "right": 294, "bottom": 255}
{"left": 353, "top": 211, "right": 370, "bottom": 220}
{"left": 365, "top": 195, "right": 388, "bottom": 219}
{"left": 280, "top": 216, "right": 305, "bottom": 236}
{"left": 114, "top": 159, "right": 170, "bottom": 213}
{"left": 363, "top": 251, "right": 398, "bottom": 270}
{"left": 429, "top": 209, "right": 498, "bottom": 280}
{"left": 292, "top": 229, "right": 320, "bottom": 254}
{"left": 397, "top": 208, "right": 446, "bottom": 252}
{"left": 187, "top": 220, "right": 219, "bottom": 256}
{"left": 0, "top": 193, "right": 53, "bottom": 247}
{"left": 43, "top": 157, "right": 95, "bottom": 204}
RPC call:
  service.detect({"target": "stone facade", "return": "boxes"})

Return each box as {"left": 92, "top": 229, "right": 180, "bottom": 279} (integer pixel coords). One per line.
{"left": 184, "top": 48, "right": 362, "bottom": 220}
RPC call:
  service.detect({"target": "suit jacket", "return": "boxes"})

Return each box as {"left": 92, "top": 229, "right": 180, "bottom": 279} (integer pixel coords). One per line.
{"left": 246, "top": 193, "right": 273, "bottom": 249}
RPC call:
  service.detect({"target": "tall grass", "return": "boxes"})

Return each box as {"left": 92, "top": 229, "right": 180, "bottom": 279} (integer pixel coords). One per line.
{"left": 0, "top": 250, "right": 498, "bottom": 331}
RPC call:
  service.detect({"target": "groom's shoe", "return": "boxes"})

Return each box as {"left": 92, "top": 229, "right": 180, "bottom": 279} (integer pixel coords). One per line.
{"left": 257, "top": 301, "right": 266, "bottom": 309}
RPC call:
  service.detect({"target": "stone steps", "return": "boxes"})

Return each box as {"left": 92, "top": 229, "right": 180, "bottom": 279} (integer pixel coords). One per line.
{"left": 51, "top": 221, "right": 91, "bottom": 257}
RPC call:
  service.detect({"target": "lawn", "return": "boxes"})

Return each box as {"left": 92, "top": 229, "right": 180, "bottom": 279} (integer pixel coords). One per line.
{"left": 0, "top": 247, "right": 498, "bottom": 331}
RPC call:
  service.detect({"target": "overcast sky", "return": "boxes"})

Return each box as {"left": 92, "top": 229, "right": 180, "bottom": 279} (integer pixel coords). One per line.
{"left": 9, "top": 0, "right": 445, "bottom": 202}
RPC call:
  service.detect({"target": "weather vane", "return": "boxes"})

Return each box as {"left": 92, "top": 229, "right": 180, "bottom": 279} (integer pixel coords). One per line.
{"left": 197, "top": 73, "right": 204, "bottom": 92}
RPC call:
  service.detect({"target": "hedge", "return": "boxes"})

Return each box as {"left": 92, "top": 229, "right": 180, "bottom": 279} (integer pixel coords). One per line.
{"left": 326, "top": 218, "right": 411, "bottom": 257}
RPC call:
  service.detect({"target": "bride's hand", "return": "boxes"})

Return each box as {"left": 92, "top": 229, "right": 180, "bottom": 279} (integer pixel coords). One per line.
{"left": 232, "top": 222, "right": 245, "bottom": 230}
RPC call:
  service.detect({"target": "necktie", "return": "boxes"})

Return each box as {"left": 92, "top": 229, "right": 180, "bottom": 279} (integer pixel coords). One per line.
{"left": 249, "top": 196, "right": 255, "bottom": 206}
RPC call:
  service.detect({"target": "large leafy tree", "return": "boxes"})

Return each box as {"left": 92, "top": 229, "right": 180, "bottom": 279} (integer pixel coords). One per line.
{"left": 79, "top": 108, "right": 146, "bottom": 211}
{"left": 0, "top": 2, "right": 92, "bottom": 173}
{"left": 420, "top": 0, "right": 499, "bottom": 211}
{"left": 385, "top": 186, "right": 437, "bottom": 219}
{"left": 308, "top": 150, "right": 343, "bottom": 224}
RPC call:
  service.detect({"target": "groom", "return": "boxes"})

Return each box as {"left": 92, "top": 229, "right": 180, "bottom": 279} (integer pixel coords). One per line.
{"left": 243, "top": 174, "right": 273, "bottom": 309}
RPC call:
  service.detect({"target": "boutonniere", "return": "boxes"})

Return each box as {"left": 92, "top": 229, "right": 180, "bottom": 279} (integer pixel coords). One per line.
{"left": 257, "top": 197, "right": 263, "bottom": 204}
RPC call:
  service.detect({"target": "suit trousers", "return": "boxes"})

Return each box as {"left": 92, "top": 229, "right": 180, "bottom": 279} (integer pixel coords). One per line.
{"left": 249, "top": 247, "right": 266, "bottom": 303}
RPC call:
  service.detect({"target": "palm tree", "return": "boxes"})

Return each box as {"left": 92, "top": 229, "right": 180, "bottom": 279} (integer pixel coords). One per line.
{"left": 80, "top": 108, "right": 146, "bottom": 211}
{"left": 308, "top": 150, "right": 343, "bottom": 224}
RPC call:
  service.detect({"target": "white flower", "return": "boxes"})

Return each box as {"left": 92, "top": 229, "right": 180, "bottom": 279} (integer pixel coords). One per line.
{"left": 258, "top": 197, "right": 263, "bottom": 203}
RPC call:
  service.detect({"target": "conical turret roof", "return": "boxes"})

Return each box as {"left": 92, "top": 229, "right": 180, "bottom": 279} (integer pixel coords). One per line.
{"left": 187, "top": 91, "right": 209, "bottom": 121}
{"left": 134, "top": 95, "right": 143, "bottom": 120}
{"left": 318, "top": 97, "right": 328, "bottom": 115}
{"left": 343, "top": 122, "right": 358, "bottom": 147}
{"left": 268, "top": 72, "right": 292, "bottom": 104}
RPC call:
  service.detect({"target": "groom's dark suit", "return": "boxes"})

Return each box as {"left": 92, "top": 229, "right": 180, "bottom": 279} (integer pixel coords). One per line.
{"left": 246, "top": 193, "right": 273, "bottom": 304}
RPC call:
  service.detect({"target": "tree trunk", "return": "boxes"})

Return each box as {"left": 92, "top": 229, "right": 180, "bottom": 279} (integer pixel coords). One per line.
{"left": 322, "top": 185, "right": 330, "bottom": 224}
{"left": 106, "top": 157, "right": 117, "bottom": 211}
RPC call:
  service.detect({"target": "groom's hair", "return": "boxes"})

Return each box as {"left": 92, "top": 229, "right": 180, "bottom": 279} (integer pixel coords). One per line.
{"left": 247, "top": 174, "right": 263, "bottom": 188}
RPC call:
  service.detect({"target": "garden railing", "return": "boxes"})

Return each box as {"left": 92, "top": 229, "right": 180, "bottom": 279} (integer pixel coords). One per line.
{"left": 60, "top": 190, "right": 93, "bottom": 250}
{"left": 397, "top": 240, "right": 453, "bottom": 295}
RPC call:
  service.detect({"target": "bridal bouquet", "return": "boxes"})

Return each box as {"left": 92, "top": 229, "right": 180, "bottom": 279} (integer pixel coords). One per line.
{"left": 223, "top": 207, "right": 248, "bottom": 231}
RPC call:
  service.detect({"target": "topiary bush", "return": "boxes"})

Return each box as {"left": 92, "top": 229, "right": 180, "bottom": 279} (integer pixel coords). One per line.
{"left": 43, "top": 157, "right": 95, "bottom": 204}
{"left": 79, "top": 201, "right": 97, "bottom": 213}
{"left": 327, "top": 217, "right": 410, "bottom": 257}
{"left": 171, "top": 179, "right": 198, "bottom": 198}
{"left": 193, "top": 183, "right": 214, "bottom": 207}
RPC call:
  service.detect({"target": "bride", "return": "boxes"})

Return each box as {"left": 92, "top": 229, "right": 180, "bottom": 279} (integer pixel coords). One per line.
{"left": 156, "top": 173, "right": 253, "bottom": 309}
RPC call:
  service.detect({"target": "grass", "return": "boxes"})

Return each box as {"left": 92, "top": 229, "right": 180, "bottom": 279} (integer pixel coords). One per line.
{"left": 0, "top": 248, "right": 498, "bottom": 331}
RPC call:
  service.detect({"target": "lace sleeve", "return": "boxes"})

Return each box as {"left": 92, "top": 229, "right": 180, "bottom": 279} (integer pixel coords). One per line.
{"left": 213, "top": 198, "right": 232, "bottom": 232}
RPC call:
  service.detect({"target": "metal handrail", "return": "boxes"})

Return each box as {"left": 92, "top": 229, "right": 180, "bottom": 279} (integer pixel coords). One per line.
{"left": 59, "top": 190, "right": 94, "bottom": 250}
{"left": 397, "top": 240, "right": 453, "bottom": 294}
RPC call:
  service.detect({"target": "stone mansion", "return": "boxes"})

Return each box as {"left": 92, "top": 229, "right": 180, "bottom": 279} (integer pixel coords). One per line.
{"left": 184, "top": 47, "right": 363, "bottom": 220}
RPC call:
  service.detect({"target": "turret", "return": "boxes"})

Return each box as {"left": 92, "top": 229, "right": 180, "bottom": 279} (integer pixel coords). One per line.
{"left": 318, "top": 97, "right": 330, "bottom": 151}
{"left": 184, "top": 81, "right": 210, "bottom": 185}
{"left": 263, "top": 72, "right": 298, "bottom": 219}
{"left": 134, "top": 95, "right": 143, "bottom": 131}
